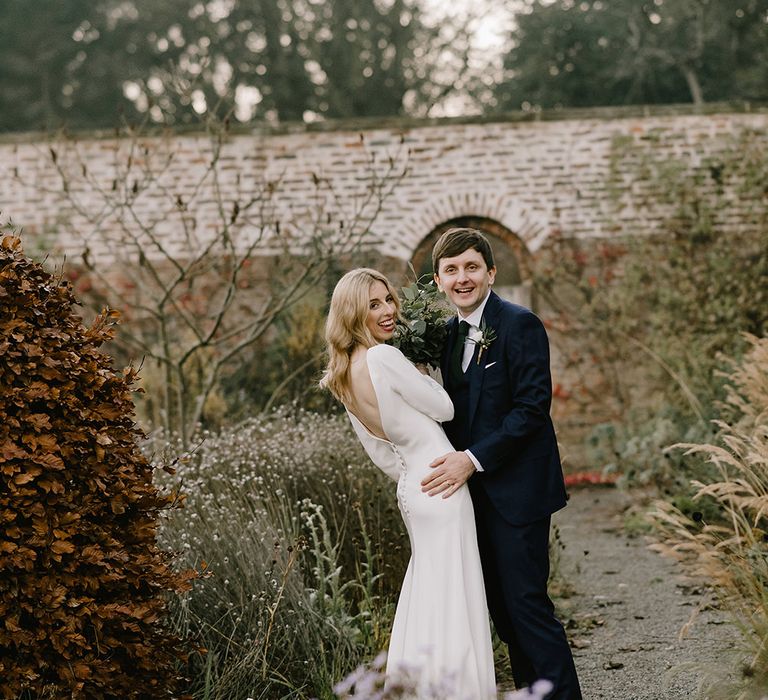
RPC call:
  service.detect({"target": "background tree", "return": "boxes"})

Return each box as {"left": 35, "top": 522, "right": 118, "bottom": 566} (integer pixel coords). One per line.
{"left": 0, "top": 1, "right": 141, "bottom": 132}
{"left": 0, "top": 0, "right": 475, "bottom": 132}
{"left": 495, "top": 0, "right": 768, "bottom": 111}
{"left": 120, "top": 0, "right": 475, "bottom": 122}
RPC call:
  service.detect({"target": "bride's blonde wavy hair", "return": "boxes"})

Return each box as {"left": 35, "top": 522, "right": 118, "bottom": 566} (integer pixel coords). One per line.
{"left": 320, "top": 268, "right": 401, "bottom": 404}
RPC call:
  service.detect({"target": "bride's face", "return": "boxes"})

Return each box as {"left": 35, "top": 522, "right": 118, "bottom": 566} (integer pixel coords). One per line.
{"left": 364, "top": 280, "right": 397, "bottom": 343}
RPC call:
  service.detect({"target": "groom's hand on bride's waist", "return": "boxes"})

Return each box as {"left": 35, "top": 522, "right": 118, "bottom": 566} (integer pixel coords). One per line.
{"left": 421, "top": 452, "right": 476, "bottom": 499}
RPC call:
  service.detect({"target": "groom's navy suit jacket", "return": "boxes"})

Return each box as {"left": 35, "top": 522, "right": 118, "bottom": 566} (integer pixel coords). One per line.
{"left": 441, "top": 291, "right": 567, "bottom": 526}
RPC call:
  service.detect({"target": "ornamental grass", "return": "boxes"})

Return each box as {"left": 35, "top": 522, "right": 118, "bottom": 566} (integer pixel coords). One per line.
{"left": 650, "top": 334, "right": 768, "bottom": 698}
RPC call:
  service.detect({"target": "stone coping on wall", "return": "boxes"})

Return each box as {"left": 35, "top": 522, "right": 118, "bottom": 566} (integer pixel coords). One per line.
{"left": 1, "top": 100, "right": 766, "bottom": 144}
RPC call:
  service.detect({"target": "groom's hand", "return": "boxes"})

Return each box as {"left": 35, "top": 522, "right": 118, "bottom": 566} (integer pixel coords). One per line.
{"left": 421, "top": 452, "right": 476, "bottom": 499}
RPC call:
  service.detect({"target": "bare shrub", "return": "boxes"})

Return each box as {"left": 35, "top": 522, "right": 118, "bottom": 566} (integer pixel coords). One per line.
{"left": 21, "top": 119, "right": 407, "bottom": 445}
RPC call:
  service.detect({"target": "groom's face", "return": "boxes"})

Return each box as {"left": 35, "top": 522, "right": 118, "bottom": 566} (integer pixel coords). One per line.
{"left": 434, "top": 248, "right": 496, "bottom": 316}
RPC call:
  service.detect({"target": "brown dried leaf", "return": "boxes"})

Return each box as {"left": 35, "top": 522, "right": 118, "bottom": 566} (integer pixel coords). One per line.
{"left": 50, "top": 540, "right": 75, "bottom": 555}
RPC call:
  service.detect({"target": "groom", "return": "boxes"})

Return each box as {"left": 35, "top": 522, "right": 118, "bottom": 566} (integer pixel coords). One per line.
{"left": 422, "top": 227, "right": 582, "bottom": 699}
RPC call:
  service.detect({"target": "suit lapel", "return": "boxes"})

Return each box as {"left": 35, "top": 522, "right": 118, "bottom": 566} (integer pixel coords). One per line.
{"left": 467, "top": 291, "right": 503, "bottom": 427}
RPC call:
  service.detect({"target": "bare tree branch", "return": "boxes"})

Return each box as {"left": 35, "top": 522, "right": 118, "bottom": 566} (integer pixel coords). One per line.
{"left": 30, "top": 118, "right": 409, "bottom": 446}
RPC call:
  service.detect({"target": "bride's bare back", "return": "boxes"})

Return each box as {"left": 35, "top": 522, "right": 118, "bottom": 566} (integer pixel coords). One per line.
{"left": 346, "top": 348, "right": 388, "bottom": 440}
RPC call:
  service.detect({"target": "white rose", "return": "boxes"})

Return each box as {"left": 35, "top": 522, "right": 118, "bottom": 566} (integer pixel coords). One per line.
{"left": 468, "top": 328, "right": 483, "bottom": 343}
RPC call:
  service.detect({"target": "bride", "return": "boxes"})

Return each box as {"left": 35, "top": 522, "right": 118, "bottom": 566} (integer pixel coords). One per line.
{"left": 321, "top": 268, "right": 496, "bottom": 699}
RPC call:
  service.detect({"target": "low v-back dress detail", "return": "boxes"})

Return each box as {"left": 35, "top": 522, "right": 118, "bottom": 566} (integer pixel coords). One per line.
{"left": 346, "top": 344, "right": 495, "bottom": 700}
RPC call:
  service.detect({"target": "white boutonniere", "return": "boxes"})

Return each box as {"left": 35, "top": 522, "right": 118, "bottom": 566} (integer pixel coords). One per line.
{"left": 468, "top": 320, "right": 497, "bottom": 365}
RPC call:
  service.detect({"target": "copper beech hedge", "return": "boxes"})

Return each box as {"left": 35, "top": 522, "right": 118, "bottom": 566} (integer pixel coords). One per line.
{"left": 0, "top": 235, "right": 195, "bottom": 698}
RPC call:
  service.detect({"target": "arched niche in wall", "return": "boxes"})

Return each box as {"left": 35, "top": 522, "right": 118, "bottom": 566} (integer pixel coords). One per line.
{"left": 410, "top": 216, "right": 534, "bottom": 310}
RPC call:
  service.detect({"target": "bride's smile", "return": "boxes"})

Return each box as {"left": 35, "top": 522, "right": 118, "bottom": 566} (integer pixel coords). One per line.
{"left": 366, "top": 280, "right": 397, "bottom": 342}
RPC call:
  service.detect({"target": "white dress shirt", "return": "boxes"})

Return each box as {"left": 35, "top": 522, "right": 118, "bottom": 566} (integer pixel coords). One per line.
{"left": 457, "top": 291, "right": 492, "bottom": 472}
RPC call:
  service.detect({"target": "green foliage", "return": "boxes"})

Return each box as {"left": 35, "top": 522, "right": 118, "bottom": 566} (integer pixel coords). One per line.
{"left": 585, "top": 413, "right": 716, "bottom": 490}
{"left": 0, "top": 0, "right": 473, "bottom": 132}
{"left": 607, "top": 127, "right": 767, "bottom": 408}
{"left": 391, "top": 278, "right": 452, "bottom": 369}
{"left": 496, "top": 0, "right": 768, "bottom": 111}
{"left": 0, "top": 0, "right": 140, "bottom": 132}
{"left": 534, "top": 126, "right": 767, "bottom": 487}
{"left": 154, "top": 408, "right": 408, "bottom": 699}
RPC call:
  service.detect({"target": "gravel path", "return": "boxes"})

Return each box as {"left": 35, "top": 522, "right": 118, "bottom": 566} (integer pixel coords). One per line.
{"left": 550, "top": 486, "right": 742, "bottom": 700}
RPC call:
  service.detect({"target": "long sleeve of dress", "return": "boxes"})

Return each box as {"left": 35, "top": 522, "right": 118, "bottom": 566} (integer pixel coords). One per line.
{"left": 368, "top": 344, "right": 454, "bottom": 422}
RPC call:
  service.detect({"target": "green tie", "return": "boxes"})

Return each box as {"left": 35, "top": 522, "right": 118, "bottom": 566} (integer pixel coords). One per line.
{"left": 450, "top": 320, "right": 471, "bottom": 385}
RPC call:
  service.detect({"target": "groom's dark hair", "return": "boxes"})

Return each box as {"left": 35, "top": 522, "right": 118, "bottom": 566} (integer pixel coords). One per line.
{"left": 431, "top": 227, "right": 495, "bottom": 273}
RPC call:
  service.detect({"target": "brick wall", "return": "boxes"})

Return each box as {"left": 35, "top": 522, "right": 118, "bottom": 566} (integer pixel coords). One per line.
{"left": 3, "top": 105, "right": 765, "bottom": 465}
{"left": 2, "top": 104, "right": 766, "bottom": 265}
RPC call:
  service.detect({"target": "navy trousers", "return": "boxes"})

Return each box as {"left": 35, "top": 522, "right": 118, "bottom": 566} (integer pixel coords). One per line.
{"left": 470, "top": 483, "right": 582, "bottom": 700}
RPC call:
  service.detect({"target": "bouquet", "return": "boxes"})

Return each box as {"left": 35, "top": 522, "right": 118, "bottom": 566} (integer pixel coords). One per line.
{"left": 391, "top": 276, "right": 453, "bottom": 369}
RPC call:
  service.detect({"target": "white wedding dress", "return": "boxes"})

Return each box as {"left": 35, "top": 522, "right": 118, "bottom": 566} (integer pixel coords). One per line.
{"left": 346, "top": 344, "right": 496, "bottom": 700}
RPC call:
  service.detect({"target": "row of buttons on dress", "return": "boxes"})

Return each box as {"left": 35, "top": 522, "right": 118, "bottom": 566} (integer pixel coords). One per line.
{"left": 392, "top": 444, "right": 410, "bottom": 519}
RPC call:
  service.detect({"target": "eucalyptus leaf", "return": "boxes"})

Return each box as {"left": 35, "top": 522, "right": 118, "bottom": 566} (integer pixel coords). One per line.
{"left": 391, "top": 276, "right": 452, "bottom": 368}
